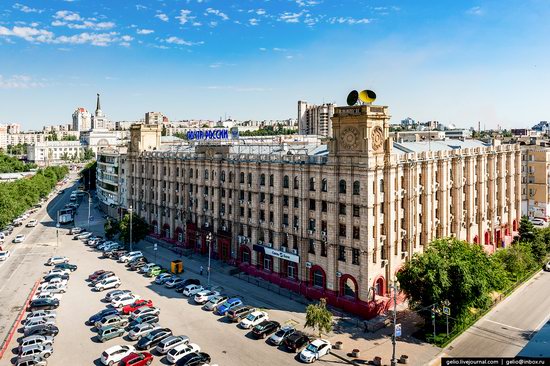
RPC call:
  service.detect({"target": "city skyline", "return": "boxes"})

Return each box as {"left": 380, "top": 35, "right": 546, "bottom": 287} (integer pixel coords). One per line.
{"left": 1, "top": 0, "right": 550, "bottom": 130}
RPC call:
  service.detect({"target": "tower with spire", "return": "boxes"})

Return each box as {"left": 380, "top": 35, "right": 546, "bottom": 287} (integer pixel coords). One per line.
{"left": 91, "top": 92, "right": 109, "bottom": 129}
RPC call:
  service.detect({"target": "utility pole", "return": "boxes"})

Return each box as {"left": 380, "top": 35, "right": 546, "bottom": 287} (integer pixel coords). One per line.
{"left": 390, "top": 278, "right": 398, "bottom": 366}
{"left": 129, "top": 205, "right": 133, "bottom": 252}
{"left": 206, "top": 232, "right": 213, "bottom": 286}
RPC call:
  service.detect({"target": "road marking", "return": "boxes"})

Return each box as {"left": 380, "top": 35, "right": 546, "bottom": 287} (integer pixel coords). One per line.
{"left": 484, "top": 318, "right": 526, "bottom": 332}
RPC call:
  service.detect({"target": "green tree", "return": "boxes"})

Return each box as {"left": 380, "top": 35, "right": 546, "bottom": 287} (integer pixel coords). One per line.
{"left": 82, "top": 148, "right": 95, "bottom": 161}
{"left": 304, "top": 298, "right": 333, "bottom": 337}
{"left": 45, "top": 132, "right": 58, "bottom": 141}
{"left": 397, "top": 238, "right": 509, "bottom": 324}
{"left": 60, "top": 152, "right": 70, "bottom": 162}
{"left": 104, "top": 218, "right": 120, "bottom": 240}
{"left": 119, "top": 213, "right": 150, "bottom": 245}
{"left": 161, "top": 124, "right": 167, "bottom": 136}
{"left": 518, "top": 215, "right": 536, "bottom": 242}
{"left": 492, "top": 242, "right": 538, "bottom": 281}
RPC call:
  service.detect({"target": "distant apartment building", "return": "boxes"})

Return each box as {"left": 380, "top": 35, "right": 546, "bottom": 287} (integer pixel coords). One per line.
{"left": 445, "top": 129, "right": 472, "bottom": 140}
{"left": 7, "top": 123, "right": 21, "bottom": 134}
{"left": 521, "top": 143, "right": 550, "bottom": 220}
{"left": 145, "top": 112, "right": 167, "bottom": 125}
{"left": 0, "top": 125, "right": 7, "bottom": 150}
{"left": 96, "top": 147, "right": 128, "bottom": 217}
{"left": 7, "top": 132, "right": 46, "bottom": 146}
{"left": 298, "top": 101, "right": 335, "bottom": 137}
{"left": 27, "top": 141, "right": 83, "bottom": 166}
{"left": 72, "top": 107, "right": 91, "bottom": 131}
{"left": 391, "top": 130, "right": 446, "bottom": 142}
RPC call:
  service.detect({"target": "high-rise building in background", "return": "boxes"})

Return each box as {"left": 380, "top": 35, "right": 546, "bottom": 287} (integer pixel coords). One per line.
{"left": 145, "top": 112, "right": 166, "bottom": 125}
{"left": 91, "top": 93, "right": 110, "bottom": 129}
{"left": 72, "top": 107, "right": 91, "bottom": 131}
{"left": 7, "top": 123, "right": 21, "bottom": 134}
{"left": 298, "top": 101, "right": 335, "bottom": 137}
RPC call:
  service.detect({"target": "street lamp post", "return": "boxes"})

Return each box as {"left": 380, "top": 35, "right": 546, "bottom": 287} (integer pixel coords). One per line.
{"left": 390, "top": 278, "right": 399, "bottom": 366}
{"left": 206, "top": 232, "right": 213, "bottom": 286}
{"left": 128, "top": 205, "right": 133, "bottom": 252}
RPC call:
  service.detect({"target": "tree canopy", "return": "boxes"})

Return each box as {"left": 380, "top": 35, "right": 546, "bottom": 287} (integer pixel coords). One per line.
{"left": 0, "top": 152, "right": 36, "bottom": 173}
{"left": 119, "top": 213, "right": 150, "bottom": 245}
{"left": 304, "top": 298, "right": 333, "bottom": 337}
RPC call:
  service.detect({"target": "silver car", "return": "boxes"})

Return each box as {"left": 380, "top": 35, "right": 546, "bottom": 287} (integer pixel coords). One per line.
{"left": 129, "top": 306, "right": 160, "bottom": 320}
{"left": 24, "top": 318, "right": 56, "bottom": 330}
{"left": 155, "top": 335, "right": 189, "bottom": 354}
{"left": 18, "top": 344, "right": 53, "bottom": 359}
{"left": 104, "top": 289, "right": 132, "bottom": 302}
{"left": 19, "top": 335, "right": 54, "bottom": 350}
{"left": 15, "top": 355, "right": 48, "bottom": 366}
{"left": 128, "top": 323, "right": 161, "bottom": 341}
{"left": 25, "top": 311, "right": 56, "bottom": 324}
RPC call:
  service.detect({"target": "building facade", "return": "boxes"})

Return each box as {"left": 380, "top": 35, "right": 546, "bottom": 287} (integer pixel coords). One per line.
{"left": 72, "top": 107, "right": 91, "bottom": 131}
{"left": 27, "top": 141, "right": 83, "bottom": 166}
{"left": 298, "top": 101, "right": 335, "bottom": 137}
{"left": 97, "top": 147, "right": 128, "bottom": 217}
{"left": 145, "top": 112, "right": 166, "bottom": 125}
{"left": 125, "top": 105, "right": 522, "bottom": 319}
{"left": 91, "top": 93, "right": 111, "bottom": 130}
{"left": 521, "top": 144, "right": 550, "bottom": 220}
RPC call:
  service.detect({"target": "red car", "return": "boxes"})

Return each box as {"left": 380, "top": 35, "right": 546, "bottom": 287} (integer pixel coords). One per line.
{"left": 121, "top": 300, "right": 153, "bottom": 315}
{"left": 88, "top": 270, "right": 106, "bottom": 281}
{"left": 119, "top": 352, "right": 153, "bottom": 366}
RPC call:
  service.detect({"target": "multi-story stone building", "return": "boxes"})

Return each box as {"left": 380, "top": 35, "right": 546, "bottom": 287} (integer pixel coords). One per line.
{"left": 298, "top": 101, "right": 335, "bottom": 137}
{"left": 521, "top": 143, "right": 550, "bottom": 220}
{"left": 97, "top": 147, "right": 128, "bottom": 217}
{"left": 27, "top": 141, "right": 83, "bottom": 166}
{"left": 125, "top": 104, "right": 522, "bottom": 318}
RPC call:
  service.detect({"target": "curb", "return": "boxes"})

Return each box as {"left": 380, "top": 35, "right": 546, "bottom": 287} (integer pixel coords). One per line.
{"left": 0, "top": 277, "right": 41, "bottom": 359}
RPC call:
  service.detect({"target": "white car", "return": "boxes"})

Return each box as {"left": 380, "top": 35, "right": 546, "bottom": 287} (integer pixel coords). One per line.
{"left": 299, "top": 339, "right": 332, "bottom": 363}
{"left": 13, "top": 234, "right": 25, "bottom": 243}
{"left": 42, "top": 277, "right": 68, "bottom": 287}
{"left": 26, "top": 219, "right": 38, "bottom": 227}
{"left": 182, "top": 284, "right": 204, "bottom": 297}
{"left": 193, "top": 290, "right": 220, "bottom": 305}
{"left": 104, "top": 289, "right": 132, "bottom": 302}
{"left": 46, "top": 256, "right": 69, "bottom": 266}
{"left": 0, "top": 250, "right": 10, "bottom": 261}
{"left": 32, "top": 291, "right": 63, "bottom": 302}
{"left": 119, "top": 251, "right": 142, "bottom": 263}
{"left": 239, "top": 311, "right": 268, "bottom": 329}
{"left": 530, "top": 218, "right": 545, "bottom": 226}
{"left": 95, "top": 277, "right": 121, "bottom": 291}
{"left": 70, "top": 227, "right": 83, "bottom": 234}
{"left": 25, "top": 310, "right": 56, "bottom": 323}
{"left": 130, "top": 306, "right": 160, "bottom": 320}
{"left": 38, "top": 283, "right": 67, "bottom": 294}
{"left": 47, "top": 268, "right": 70, "bottom": 277}
{"left": 112, "top": 293, "right": 141, "bottom": 308}
{"left": 100, "top": 344, "right": 135, "bottom": 366}
{"left": 166, "top": 343, "right": 201, "bottom": 364}
{"left": 128, "top": 323, "right": 162, "bottom": 341}
{"left": 139, "top": 263, "right": 157, "bottom": 274}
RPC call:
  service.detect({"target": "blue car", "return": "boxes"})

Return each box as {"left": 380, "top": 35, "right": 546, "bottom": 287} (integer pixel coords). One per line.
{"left": 87, "top": 308, "right": 120, "bottom": 325}
{"left": 215, "top": 298, "right": 243, "bottom": 316}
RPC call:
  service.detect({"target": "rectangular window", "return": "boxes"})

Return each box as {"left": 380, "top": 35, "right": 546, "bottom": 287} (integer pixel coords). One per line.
{"left": 339, "top": 224, "right": 346, "bottom": 237}
{"left": 283, "top": 214, "right": 289, "bottom": 225}
{"left": 260, "top": 192, "right": 266, "bottom": 203}
{"left": 353, "top": 226, "right": 360, "bottom": 240}
{"left": 353, "top": 205, "right": 360, "bottom": 217}
{"left": 269, "top": 194, "right": 274, "bottom": 204}
{"left": 294, "top": 197, "right": 299, "bottom": 208}
{"left": 322, "top": 201, "right": 327, "bottom": 213}
{"left": 352, "top": 248, "right": 360, "bottom": 265}
{"left": 339, "top": 203, "right": 346, "bottom": 215}
{"left": 309, "top": 199, "right": 316, "bottom": 211}
{"left": 283, "top": 195, "right": 289, "bottom": 207}
{"left": 309, "top": 239, "right": 315, "bottom": 254}
{"left": 338, "top": 245, "right": 346, "bottom": 262}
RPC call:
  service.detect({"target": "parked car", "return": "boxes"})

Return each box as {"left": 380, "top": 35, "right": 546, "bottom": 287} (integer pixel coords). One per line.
{"left": 70, "top": 227, "right": 83, "bottom": 234}
{"left": 0, "top": 250, "right": 11, "bottom": 261}
{"left": 215, "top": 298, "right": 242, "bottom": 315}
{"left": 26, "top": 219, "right": 38, "bottom": 228}
{"left": 174, "top": 279, "right": 201, "bottom": 293}
{"left": 76, "top": 232, "right": 93, "bottom": 240}
{"left": 88, "top": 308, "right": 121, "bottom": 326}
{"left": 37, "top": 283, "right": 66, "bottom": 294}
{"left": 530, "top": 218, "right": 545, "bottom": 226}
{"left": 13, "top": 234, "right": 26, "bottom": 243}
{"left": 545, "top": 260, "right": 550, "bottom": 272}
{"left": 166, "top": 343, "right": 200, "bottom": 364}
{"left": 268, "top": 325, "right": 296, "bottom": 346}
{"left": 25, "top": 311, "right": 56, "bottom": 324}
{"left": 155, "top": 273, "right": 173, "bottom": 285}
{"left": 97, "top": 325, "right": 126, "bottom": 343}
{"left": 100, "top": 344, "right": 135, "bottom": 366}
{"left": 111, "top": 250, "right": 129, "bottom": 260}
{"left": 54, "top": 263, "right": 77, "bottom": 271}
{"left": 112, "top": 294, "right": 141, "bottom": 308}
{"left": 182, "top": 284, "right": 204, "bottom": 297}
{"left": 104, "top": 289, "right": 132, "bottom": 302}
{"left": 41, "top": 274, "right": 69, "bottom": 283}
{"left": 130, "top": 307, "right": 160, "bottom": 320}
{"left": 88, "top": 270, "right": 106, "bottom": 281}
{"left": 129, "top": 260, "right": 149, "bottom": 271}
{"left": 193, "top": 290, "right": 219, "bottom": 305}
{"left": 226, "top": 305, "right": 255, "bottom": 322}
{"left": 239, "top": 310, "right": 268, "bottom": 329}
{"left": 95, "top": 314, "right": 128, "bottom": 329}
{"left": 95, "top": 277, "right": 121, "bottom": 291}
{"left": 23, "top": 324, "right": 59, "bottom": 337}
{"left": 128, "top": 323, "right": 162, "bottom": 341}
{"left": 31, "top": 292, "right": 62, "bottom": 302}
{"left": 28, "top": 299, "right": 59, "bottom": 312}
{"left": 136, "top": 328, "right": 172, "bottom": 350}
{"left": 119, "top": 251, "right": 143, "bottom": 263}
{"left": 47, "top": 268, "right": 70, "bottom": 277}
{"left": 252, "top": 320, "right": 280, "bottom": 339}
{"left": 203, "top": 295, "right": 229, "bottom": 312}
{"left": 284, "top": 331, "right": 311, "bottom": 353}
{"left": 119, "top": 352, "right": 153, "bottom": 366}
{"left": 139, "top": 263, "right": 157, "bottom": 274}
{"left": 15, "top": 355, "right": 47, "bottom": 366}
{"left": 122, "top": 299, "right": 153, "bottom": 315}
{"left": 39, "top": 277, "right": 67, "bottom": 288}
{"left": 18, "top": 344, "right": 53, "bottom": 359}
{"left": 128, "top": 314, "right": 159, "bottom": 329}
{"left": 299, "top": 339, "right": 332, "bottom": 363}
{"left": 92, "top": 271, "right": 116, "bottom": 285}
{"left": 18, "top": 335, "right": 54, "bottom": 351}
{"left": 155, "top": 335, "right": 189, "bottom": 355}
{"left": 165, "top": 277, "right": 184, "bottom": 289}
{"left": 45, "top": 256, "right": 68, "bottom": 266}
{"left": 174, "top": 351, "right": 210, "bottom": 366}
{"left": 147, "top": 266, "right": 166, "bottom": 277}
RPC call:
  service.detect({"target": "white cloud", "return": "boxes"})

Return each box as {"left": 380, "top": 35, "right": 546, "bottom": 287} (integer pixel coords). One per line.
{"left": 137, "top": 29, "right": 154, "bottom": 35}
{"left": 466, "top": 6, "right": 484, "bottom": 16}
{"left": 13, "top": 3, "right": 43, "bottom": 13}
{"left": 286, "top": 55, "right": 294, "bottom": 59}
{"left": 52, "top": 10, "right": 115, "bottom": 30}
{"left": 155, "top": 12, "right": 169, "bottom": 22}
{"left": 259, "top": 47, "right": 266, "bottom": 51}
{"left": 256, "top": 9, "right": 266, "bottom": 16}
{"left": 278, "top": 12, "right": 303, "bottom": 23}
{"left": 0, "top": 25, "right": 54, "bottom": 43}
{"left": 205, "top": 8, "right": 229, "bottom": 21}
{"left": 135, "top": 5, "right": 147, "bottom": 10}
{"left": 176, "top": 9, "right": 194, "bottom": 25}
{"left": 192, "top": 22, "right": 202, "bottom": 26}
{"left": 121, "top": 35, "right": 134, "bottom": 42}
{"left": 249, "top": 18, "right": 259, "bottom": 26}
{"left": 0, "top": 74, "right": 45, "bottom": 89}
{"left": 54, "top": 10, "right": 81, "bottom": 22}
{"left": 273, "top": 47, "right": 286, "bottom": 52}
{"left": 165, "top": 36, "right": 202, "bottom": 46}
{"left": 296, "top": 0, "right": 320, "bottom": 7}
{"left": 209, "top": 21, "right": 218, "bottom": 27}
{"left": 328, "top": 17, "right": 370, "bottom": 25}
{"left": 209, "top": 62, "right": 235, "bottom": 68}
{"left": 55, "top": 32, "right": 119, "bottom": 46}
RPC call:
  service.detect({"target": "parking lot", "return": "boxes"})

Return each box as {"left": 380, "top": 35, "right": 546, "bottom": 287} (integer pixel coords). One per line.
{"left": 1, "top": 182, "right": 345, "bottom": 366}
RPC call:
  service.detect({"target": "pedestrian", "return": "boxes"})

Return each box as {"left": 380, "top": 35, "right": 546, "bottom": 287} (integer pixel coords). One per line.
{"left": 200, "top": 265, "right": 204, "bottom": 275}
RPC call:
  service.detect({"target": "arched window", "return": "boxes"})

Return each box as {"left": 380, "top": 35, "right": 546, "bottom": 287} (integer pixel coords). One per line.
{"left": 339, "top": 179, "right": 347, "bottom": 194}
{"left": 283, "top": 175, "right": 289, "bottom": 188}
{"left": 309, "top": 177, "right": 315, "bottom": 191}
{"left": 228, "top": 171, "right": 233, "bottom": 183}
{"left": 374, "top": 277, "right": 385, "bottom": 295}
{"left": 313, "top": 269, "right": 324, "bottom": 288}
{"left": 269, "top": 174, "right": 274, "bottom": 187}
{"left": 204, "top": 170, "right": 209, "bottom": 180}
{"left": 353, "top": 181, "right": 360, "bottom": 195}
{"left": 239, "top": 172, "right": 245, "bottom": 184}
{"left": 260, "top": 174, "right": 266, "bottom": 186}
{"left": 220, "top": 171, "right": 225, "bottom": 182}
{"left": 321, "top": 178, "right": 328, "bottom": 192}
{"left": 294, "top": 177, "right": 299, "bottom": 190}
{"left": 343, "top": 277, "right": 357, "bottom": 298}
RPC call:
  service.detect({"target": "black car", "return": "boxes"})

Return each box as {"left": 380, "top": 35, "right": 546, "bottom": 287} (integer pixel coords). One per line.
{"left": 54, "top": 263, "right": 78, "bottom": 271}
{"left": 175, "top": 352, "right": 211, "bottom": 366}
{"left": 136, "top": 328, "right": 172, "bottom": 350}
{"left": 28, "top": 298, "right": 60, "bottom": 312}
{"left": 126, "top": 257, "right": 147, "bottom": 268}
{"left": 87, "top": 307, "right": 121, "bottom": 325}
{"left": 252, "top": 320, "right": 280, "bottom": 339}
{"left": 283, "top": 331, "right": 311, "bottom": 352}
{"left": 92, "top": 271, "right": 115, "bottom": 284}
{"left": 42, "top": 273, "right": 69, "bottom": 282}
{"left": 174, "top": 279, "right": 201, "bottom": 293}
{"left": 129, "top": 260, "right": 148, "bottom": 271}
{"left": 23, "top": 324, "right": 59, "bottom": 337}
{"left": 111, "top": 250, "right": 128, "bottom": 259}
{"left": 128, "top": 314, "right": 159, "bottom": 329}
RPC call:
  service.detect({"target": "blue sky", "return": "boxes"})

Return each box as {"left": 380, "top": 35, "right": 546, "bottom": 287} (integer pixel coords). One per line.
{"left": 1, "top": 0, "right": 549, "bottom": 130}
